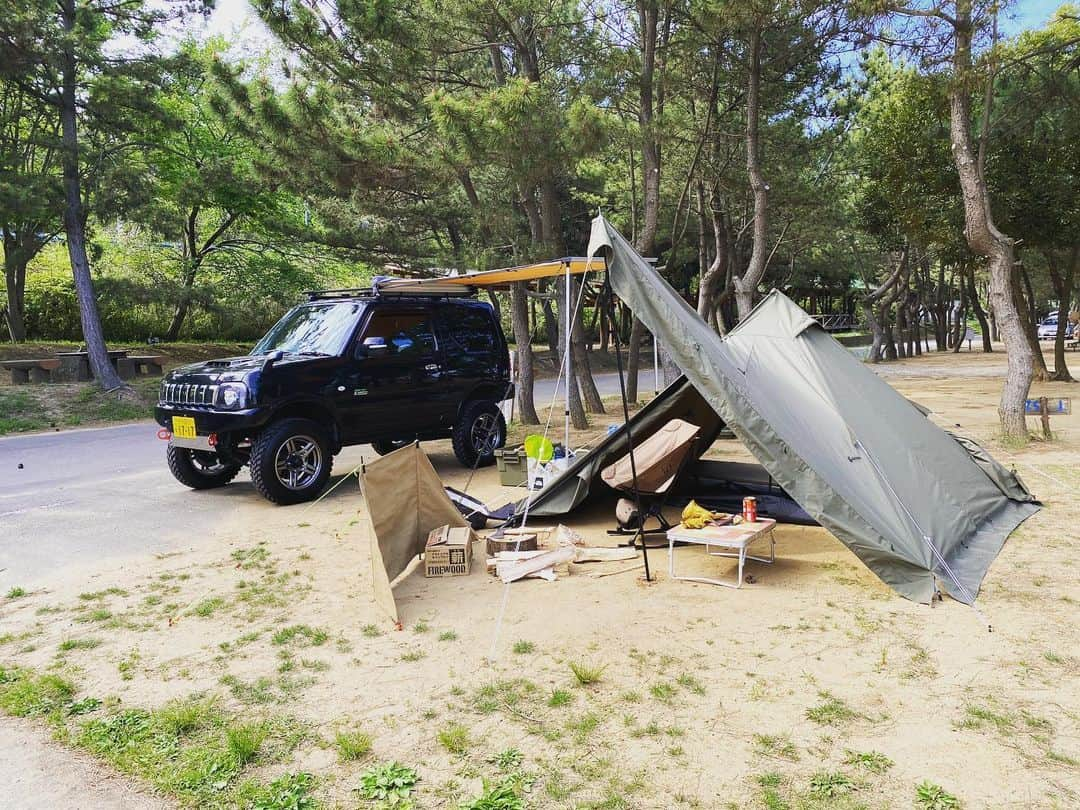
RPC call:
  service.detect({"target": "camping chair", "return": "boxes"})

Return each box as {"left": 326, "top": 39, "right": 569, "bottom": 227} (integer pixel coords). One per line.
{"left": 601, "top": 418, "right": 700, "bottom": 545}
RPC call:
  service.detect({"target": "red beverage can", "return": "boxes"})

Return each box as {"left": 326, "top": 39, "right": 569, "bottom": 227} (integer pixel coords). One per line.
{"left": 743, "top": 496, "right": 757, "bottom": 523}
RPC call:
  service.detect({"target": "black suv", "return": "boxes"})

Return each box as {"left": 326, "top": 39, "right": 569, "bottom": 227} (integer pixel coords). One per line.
{"left": 155, "top": 288, "right": 512, "bottom": 504}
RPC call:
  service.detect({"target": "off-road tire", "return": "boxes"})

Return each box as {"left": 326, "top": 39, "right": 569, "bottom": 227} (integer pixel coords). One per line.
{"left": 451, "top": 400, "right": 506, "bottom": 468}
{"left": 249, "top": 418, "right": 333, "bottom": 505}
{"left": 371, "top": 439, "right": 410, "bottom": 456}
{"left": 166, "top": 446, "right": 242, "bottom": 490}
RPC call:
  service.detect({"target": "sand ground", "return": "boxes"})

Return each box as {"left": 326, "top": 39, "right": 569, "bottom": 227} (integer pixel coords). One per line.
{"left": 1, "top": 346, "right": 1077, "bottom": 809}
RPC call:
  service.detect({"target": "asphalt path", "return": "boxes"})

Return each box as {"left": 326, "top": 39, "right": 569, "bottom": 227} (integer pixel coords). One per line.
{"left": 0, "top": 371, "right": 653, "bottom": 588}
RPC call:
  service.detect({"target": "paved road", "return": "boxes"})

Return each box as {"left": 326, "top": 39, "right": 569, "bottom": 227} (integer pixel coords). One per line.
{"left": 0, "top": 371, "right": 654, "bottom": 588}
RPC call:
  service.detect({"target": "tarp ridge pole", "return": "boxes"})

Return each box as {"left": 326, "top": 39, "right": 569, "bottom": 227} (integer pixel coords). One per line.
{"left": 603, "top": 255, "right": 651, "bottom": 581}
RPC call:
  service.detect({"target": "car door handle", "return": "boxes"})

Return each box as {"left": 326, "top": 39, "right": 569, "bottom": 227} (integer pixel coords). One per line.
{"left": 424, "top": 363, "right": 440, "bottom": 372}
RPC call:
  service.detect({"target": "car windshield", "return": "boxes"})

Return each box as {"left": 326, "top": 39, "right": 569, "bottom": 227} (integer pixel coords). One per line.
{"left": 252, "top": 302, "right": 366, "bottom": 357}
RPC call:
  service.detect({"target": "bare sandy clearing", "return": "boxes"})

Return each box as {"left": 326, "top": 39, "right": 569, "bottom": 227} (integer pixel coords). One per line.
{"left": 0, "top": 347, "right": 1077, "bottom": 809}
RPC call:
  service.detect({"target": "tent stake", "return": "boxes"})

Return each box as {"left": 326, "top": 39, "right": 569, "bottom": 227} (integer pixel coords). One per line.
{"left": 603, "top": 259, "right": 651, "bottom": 581}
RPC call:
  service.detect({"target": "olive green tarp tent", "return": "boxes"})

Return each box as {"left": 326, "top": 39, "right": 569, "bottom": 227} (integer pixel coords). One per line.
{"left": 513, "top": 215, "right": 1038, "bottom": 604}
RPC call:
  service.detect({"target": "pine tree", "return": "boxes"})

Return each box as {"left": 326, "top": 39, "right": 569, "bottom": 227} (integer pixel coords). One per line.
{"left": 0, "top": 0, "right": 208, "bottom": 386}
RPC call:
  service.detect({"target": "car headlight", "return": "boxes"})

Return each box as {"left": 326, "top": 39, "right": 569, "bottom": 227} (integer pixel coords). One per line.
{"left": 216, "top": 382, "right": 248, "bottom": 410}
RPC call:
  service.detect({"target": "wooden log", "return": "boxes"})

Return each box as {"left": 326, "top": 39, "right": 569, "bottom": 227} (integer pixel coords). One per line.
{"left": 486, "top": 534, "right": 537, "bottom": 556}
{"left": 572, "top": 546, "right": 639, "bottom": 563}
{"left": 496, "top": 546, "right": 576, "bottom": 583}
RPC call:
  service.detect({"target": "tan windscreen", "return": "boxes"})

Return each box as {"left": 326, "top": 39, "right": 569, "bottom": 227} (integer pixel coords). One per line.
{"left": 360, "top": 444, "right": 468, "bottom": 623}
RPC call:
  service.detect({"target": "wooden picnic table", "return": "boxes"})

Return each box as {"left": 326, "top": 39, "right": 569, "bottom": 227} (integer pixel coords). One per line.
{"left": 55, "top": 350, "right": 131, "bottom": 382}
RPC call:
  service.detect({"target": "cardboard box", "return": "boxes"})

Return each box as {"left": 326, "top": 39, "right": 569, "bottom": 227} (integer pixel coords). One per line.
{"left": 424, "top": 525, "right": 475, "bottom": 577}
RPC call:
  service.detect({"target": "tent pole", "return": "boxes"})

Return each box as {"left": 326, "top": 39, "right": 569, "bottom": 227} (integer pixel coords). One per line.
{"left": 653, "top": 334, "right": 659, "bottom": 397}
{"left": 564, "top": 260, "right": 571, "bottom": 454}
{"left": 603, "top": 258, "right": 651, "bottom": 581}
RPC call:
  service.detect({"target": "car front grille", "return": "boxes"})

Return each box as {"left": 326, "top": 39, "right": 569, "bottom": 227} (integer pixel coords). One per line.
{"left": 160, "top": 382, "right": 218, "bottom": 407}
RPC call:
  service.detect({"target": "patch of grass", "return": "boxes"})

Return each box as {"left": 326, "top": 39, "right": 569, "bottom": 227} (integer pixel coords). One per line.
{"left": 569, "top": 661, "right": 605, "bottom": 686}
{"left": 808, "top": 771, "right": 856, "bottom": 798}
{"left": 547, "top": 689, "right": 573, "bottom": 708}
{"left": 191, "top": 597, "right": 226, "bottom": 618}
{"left": 437, "top": 722, "right": 470, "bottom": 755}
{"left": 361, "top": 624, "right": 382, "bottom": 638}
{"left": 226, "top": 723, "right": 266, "bottom": 765}
{"left": 650, "top": 682, "right": 677, "bottom": 703}
{"left": 1042, "top": 650, "right": 1063, "bottom": 664}
{"left": 753, "top": 733, "right": 799, "bottom": 762}
{"left": 247, "top": 771, "right": 316, "bottom": 810}
{"left": 676, "top": 673, "right": 706, "bottom": 695}
{"left": 335, "top": 729, "right": 373, "bottom": 762}
{"left": 5, "top": 586, "right": 27, "bottom": 599}
{"left": 805, "top": 691, "right": 856, "bottom": 726}
{"left": 914, "top": 781, "right": 960, "bottom": 809}
{"left": 843, "top": 748, "right": 893, "bottom": 774}
{"left": 956, "top": 703, "right": 1014, "bottom": 733}
{"left": 460, "top": 779, "right": 524, "bottom": 810}
{"left": 117, "top": 649, "right": 140, "bottom": 681}
{"left": 78, "top": 587, "right": 128, "bottom": 600}
{"left": 438, "top": 630, "right": 458, "bottom": 642}
{"left": 76, "top": 607, "right": 113, "bottom": 624}
{"left": 58, "top": 637, "right": 102, "bottom": 653}
{"left": 0, "top": 667, "right": 76, "bottom": 717}
{"left": 230, "top": 544, "right": 270, "bottom": 569}
{"left": 400, "top": 650, "right": 426, "bottom": 662}
{"left": 356, "top": 761, "right": 418, "bottom": 805}
{"left": 157, "top": 696, "right": 217, "bottom": 736}
{"left": 412, "top": 619, "right": 430, "bottom": 633}
{"left": 512, "top": 640, "right": 535, "bottom": 655}
{"left": 271, "top": 624, "right": 328, "bottom": 648}
{"left": 488, "top": 747, "right": 524, "bottom": 771}
{"left": 67, "top": 697, "right": 103, "bottom": 716}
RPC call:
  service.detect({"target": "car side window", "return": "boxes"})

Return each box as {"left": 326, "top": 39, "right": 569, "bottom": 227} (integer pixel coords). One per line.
{"left": 445, "top": 307, "right": 495, "bottom": 354}
{"left": 362, "top": 310, "right": 436, "bottom": 357}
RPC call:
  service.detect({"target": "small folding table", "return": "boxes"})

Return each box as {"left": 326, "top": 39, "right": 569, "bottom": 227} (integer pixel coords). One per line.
{"left": 666, "top": 518, "right": 777, "bottom": 588}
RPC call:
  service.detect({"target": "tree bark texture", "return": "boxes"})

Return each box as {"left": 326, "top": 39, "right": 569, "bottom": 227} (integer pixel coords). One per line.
{"left": 948, "top": 0, "right": 1032, "bottom": 439}
{"left": 510, "top": 282, "right": 540, "bottom": 423}
{"left": 734, "top": 26, "right": 768, "bottom": 321}
{"left": 965, "top": 266, "right": 992, "bottom": 352}
{"left": 1045, "top": 247, "right": 1076, "bottom": 382}
{"left": 60, "top": 0, "right": 124, "bottom": 390}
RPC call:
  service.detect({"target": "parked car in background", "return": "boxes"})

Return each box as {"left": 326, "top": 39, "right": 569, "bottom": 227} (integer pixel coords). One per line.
{"left": 1037, "top": 315, "right": 1060, "bottom": 340}
{"left": 155, "top": 286, "right": 512, "bottom": 504}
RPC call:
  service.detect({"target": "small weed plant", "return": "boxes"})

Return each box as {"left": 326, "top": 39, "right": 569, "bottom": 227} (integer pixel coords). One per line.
{"left": 915, "top": 781, "right": 960, "bottom": 810}
{"left": 356, "top": 761, "right": 418, "bottom": 806}
{"left": 335, "top": 729, "right": 373, "bottom": 761}
{"left": 569, "top": 661, "right": 605, "bottom": 686}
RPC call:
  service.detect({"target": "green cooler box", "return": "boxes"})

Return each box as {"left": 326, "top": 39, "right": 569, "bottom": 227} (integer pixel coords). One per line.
{"left": 495, "top": 446, "right": 528, "bottom": 486}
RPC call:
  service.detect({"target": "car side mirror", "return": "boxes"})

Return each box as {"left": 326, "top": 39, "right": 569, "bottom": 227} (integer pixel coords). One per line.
{"left": 357, "top": 336, "right": 389, "bottom": 359}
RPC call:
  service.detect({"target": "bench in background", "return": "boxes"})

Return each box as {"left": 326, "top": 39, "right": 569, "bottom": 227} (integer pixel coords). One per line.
{"left": 128, "top": 355, "right": 165, "bottom": 376}
{"left": 1, "top": 358, "right": 61, "bottom": 384}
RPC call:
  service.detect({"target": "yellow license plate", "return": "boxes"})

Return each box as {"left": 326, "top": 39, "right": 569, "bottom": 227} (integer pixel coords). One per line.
{"left": 172, "top": 416, "right": 197, "bottom": 440}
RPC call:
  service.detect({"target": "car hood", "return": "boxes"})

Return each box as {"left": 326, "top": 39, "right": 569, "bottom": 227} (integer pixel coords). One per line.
{"left": 164, "top": 353, "right": 323, "bottom": 385}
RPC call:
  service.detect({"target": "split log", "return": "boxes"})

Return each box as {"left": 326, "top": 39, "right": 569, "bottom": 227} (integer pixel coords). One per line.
{"left": 497, "top": 546, "right": 576, "bottom": 583}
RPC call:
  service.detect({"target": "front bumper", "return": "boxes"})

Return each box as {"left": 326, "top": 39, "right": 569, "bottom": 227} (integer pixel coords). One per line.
{"left": 154, "top": 404, "right": 269, "bottom": 435}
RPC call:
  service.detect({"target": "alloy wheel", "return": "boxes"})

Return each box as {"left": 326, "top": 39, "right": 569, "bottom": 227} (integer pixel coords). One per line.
{"left": 273, "top": 435, "right": 324, "bottom": 490}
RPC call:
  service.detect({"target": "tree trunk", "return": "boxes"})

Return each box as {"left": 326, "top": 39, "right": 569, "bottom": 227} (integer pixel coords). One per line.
{"left": 510, "top": 282, "right": 539, "bottom": 424}
{"left": 1014, "top": 266, "right": 1048, "bottom": 379}
{"left": 965, "top": 266, "right": 992, "bottom": 352}
{"left": 948, "top": 0, "right": 1032, "bottom": 440}
{"left": 734, "top": 26, "right": 768, "bottom": 321}
{"left": 2, "top": 246, "right": 28, "bottom": 341}
{"left": 625, "top": 316, "right": 644, "bottom": 403}
{"left": 1046, "top": 247, "right": 1075, "bottom": 382}
{"left": 571, "top": 277, "right": 604, "bottom": 414}
{"left": 559, "top": 275, "right": 587, "bottom": 429}
{"left": 60, "top": 0, "right": 124, "bottom": 390}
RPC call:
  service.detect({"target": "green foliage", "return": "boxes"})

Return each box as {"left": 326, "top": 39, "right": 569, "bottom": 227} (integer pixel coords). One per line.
{"left": 335, "top": 729, "right": 373, "bottom": 762}
{"left": 0, "top": 667, "right": 76, "bottom": 717}
{"left": 250, "top": 772, "right": 316, "bottom": 810}
{"left": 459, "top": 780, "right": 524, "bottom": 810}
{"left": 437, "top": 723, "right": 470, "bottom": 755}
{"left": 808, "top": 771, "right": 856, "bottom": 798}
{"left": 226, "top": 723, "right": 266, "bottom": 765}
{"left": 5, "top": 586, "right": 26, "bottom": 599}
{"left": 805, "top": 691, "right": 856, "bottom": 725}
{"left": 511, "top": 640, "right": 535, "bottom": 655}
{"left": 569, "top": 661, "right": 605, "bottom": 686}
{"left": 915, "top": 781, "right": 961, "bottom": 810}
{"left": 843, "top": 749, "right": 893, "bottom": 774}
{"left": 356, "top": 761, "right": 418, "bottom": 806}
{"left": 271, "top": 624, "right": 329, "bottom": 647}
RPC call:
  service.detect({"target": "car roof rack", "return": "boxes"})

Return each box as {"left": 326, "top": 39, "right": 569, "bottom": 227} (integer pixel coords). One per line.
{"left": 303, "top": 282, "right": 478, "bottom": 302}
